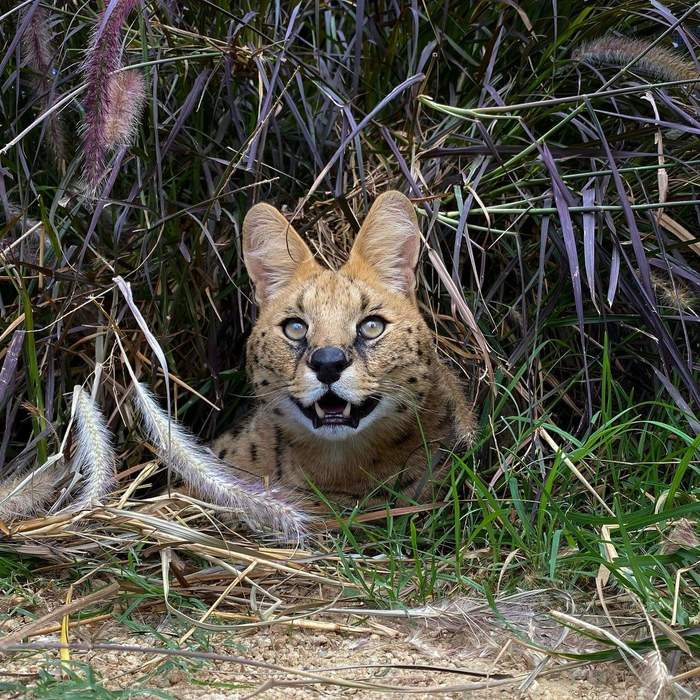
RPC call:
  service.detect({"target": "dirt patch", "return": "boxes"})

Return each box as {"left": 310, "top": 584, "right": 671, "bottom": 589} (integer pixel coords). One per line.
{"left": 1, "top": 621, "right": 683, "bottom": 699}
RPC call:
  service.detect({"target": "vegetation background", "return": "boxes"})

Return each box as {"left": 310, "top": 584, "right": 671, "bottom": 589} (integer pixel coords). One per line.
{"left": 1, "top": 0, "right": 699, "bottom": 695}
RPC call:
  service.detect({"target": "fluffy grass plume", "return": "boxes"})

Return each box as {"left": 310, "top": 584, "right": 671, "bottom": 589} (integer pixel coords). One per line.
{"left": 574, "top": 36, "right": 699, "bottom": 84}
{"left": 20, "top": 3, "right": 66, "bottom": 165}
{"left": 0, "top": 468, "right": 57, "bottom": 521}
{"left": 103, "top": 71, "right": 146, "bottom": 148}
{"left": 81, "top": 0, "right": 141, "bottom": 195}
{"left": 69, "top": 386, "right": 117, "bottom": 510}
{"left": 132, "top": 383, "right": 309, "bottom": 541}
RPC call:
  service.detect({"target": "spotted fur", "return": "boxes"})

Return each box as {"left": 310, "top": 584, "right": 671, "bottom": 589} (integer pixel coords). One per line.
{"left": 213, "top": 191, "right": 475, "bottom": 506}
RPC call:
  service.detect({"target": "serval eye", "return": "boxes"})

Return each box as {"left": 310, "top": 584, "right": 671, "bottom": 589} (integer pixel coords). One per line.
{"left": 358, "top": 316, "right": 386, "bottom": 340}
{"left": 282, "top": 318, "right": 307, "bottom": 341}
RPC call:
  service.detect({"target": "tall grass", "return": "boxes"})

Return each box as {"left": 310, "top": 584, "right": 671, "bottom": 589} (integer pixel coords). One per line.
{"left": 1, "top": 0, "right": 699, "bottom": 678}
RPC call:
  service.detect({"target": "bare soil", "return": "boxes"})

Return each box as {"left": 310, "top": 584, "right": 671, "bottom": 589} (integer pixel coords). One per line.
{"left": 1, "top": 620, "right": 683, "bottom": 699}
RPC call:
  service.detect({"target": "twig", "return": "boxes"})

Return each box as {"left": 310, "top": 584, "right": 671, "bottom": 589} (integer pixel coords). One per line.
{"left": 0, "top": 582, "right": 119, "bottom": 646}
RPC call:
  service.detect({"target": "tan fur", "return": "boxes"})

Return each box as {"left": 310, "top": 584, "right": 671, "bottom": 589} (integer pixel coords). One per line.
{"left": 212, "top": 192, "right": 474, "bottom": 506}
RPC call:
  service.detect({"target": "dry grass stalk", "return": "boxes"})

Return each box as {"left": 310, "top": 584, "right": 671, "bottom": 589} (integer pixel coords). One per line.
{"left": 0, "top": 582, "right": 120, "bottom": 647}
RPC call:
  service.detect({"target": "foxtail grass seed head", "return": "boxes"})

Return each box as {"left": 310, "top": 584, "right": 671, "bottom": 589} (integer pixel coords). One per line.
{"left": 104, "top": 71, "right": 146, "bottom": 148}
{"left": 21, "top": 5, "right": 52, "bottom": 78}
{"left": 574, "top": 37, "right": 699, "bottom": 85}
{"left": 650, "top": 271, "right": 697, "bottom": 311}
{"left": 0, "top": 468, "right": 57, "bottom": 521}
{"left": 69, "top": 386, "right": 117, "bottom": 511}
{"left": 20, "top": 4, "right": 66, "bottom": 165}
{"left": 132, "top": 383, "right": 309, "bottom": 541}
{"left": 81, "top": 0, "right": 142, "bottom": 196}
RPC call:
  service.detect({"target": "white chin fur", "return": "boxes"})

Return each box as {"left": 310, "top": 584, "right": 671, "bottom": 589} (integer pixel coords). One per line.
{"left": 283, "top": 396, "right": 389, "bottom": 440}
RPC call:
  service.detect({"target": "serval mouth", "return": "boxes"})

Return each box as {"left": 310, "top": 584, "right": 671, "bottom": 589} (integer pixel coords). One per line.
{"left": 293, "top": 391, "right": 380, "bottom": 429}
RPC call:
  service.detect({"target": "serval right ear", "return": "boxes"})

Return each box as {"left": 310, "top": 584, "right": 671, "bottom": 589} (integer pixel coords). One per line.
{"left": 242, "top": 203, "right": 321, "bottom": 306}
{"left": 344, "top": 191, "right": 420, "bottom": 297}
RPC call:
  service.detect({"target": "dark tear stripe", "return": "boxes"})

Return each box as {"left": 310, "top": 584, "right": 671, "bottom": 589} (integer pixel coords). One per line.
{"left": 274, "top": 425, "right": 284, "bottom": 480}
{"left": 250, "top": 442, "right": 258, "bottom": 463}
{"left": 218, "top": 448, "right": 228, "bottom": 459}
{"left": 293, "top": 344, "right": 306, "bottom": 372}
{"left": 354, "top": 338, "right": 368, "bottom": 362}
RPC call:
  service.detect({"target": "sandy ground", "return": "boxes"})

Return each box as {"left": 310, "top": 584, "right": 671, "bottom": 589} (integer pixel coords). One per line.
{"left": 1, "top": 617, "right": 690, "bottom": 699}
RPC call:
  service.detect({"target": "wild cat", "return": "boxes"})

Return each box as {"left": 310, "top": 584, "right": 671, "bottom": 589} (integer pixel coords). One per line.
{"left": 211, "top": 191, "right": 475, "bottom": 506}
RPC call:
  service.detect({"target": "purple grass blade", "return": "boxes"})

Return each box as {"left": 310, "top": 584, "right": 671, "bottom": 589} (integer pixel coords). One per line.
{"left": 652, "top": 367, "right": 700, "bottom": 435}
{"left": 161, "top": 70, "right": 210, "bottom": 156}
{"left": 649, "top": 1, "right": 700, "bottom": 71}
{"left": 615, "top": 243, "right": 700, "bottom": 405}
{"left": 0, "top": 2, "right": 37, "bottom": 76}
{"left": 585, "top": 100, "right": 655, "bottom": 300}
{"left": 582, "top": 186, "right": 598, "bottom": 310}
{"left": 245, "top": 3, "right": 301, "bottom": 172}
{"left": 113, "top": 68, "right": 209, "bottom": 240}
{"left": 79, "top": 145, "right": 128, "bottom": 264}
{"left": 650, "top": 258, "right": 700, "bottom": 289}
{"left": 540, "top": 144, "right": 592, "bottom": 415}
{"left": 603, "top": 211, "right": 621, "bottom": 307}
{"left": 351, "top": 0, "right": 365, "bottom": 95}
{"left": 0, "top": 331, "right": 23, "bottom": 411}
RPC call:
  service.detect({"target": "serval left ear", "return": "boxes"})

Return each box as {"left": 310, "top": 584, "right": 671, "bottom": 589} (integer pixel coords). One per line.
{"left": 243, "top": 203, "right": 321, "bottom": 306}
{"left": 344, "top": 191, "right": 420, "bottom": 296}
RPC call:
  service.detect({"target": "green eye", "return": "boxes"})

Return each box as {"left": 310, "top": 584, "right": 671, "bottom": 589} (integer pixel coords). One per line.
{"left": 282, "top": 318, "right": 307, "bottom": 341}
{"left": 358, "top": 316, "right": 386, "bottom": 340}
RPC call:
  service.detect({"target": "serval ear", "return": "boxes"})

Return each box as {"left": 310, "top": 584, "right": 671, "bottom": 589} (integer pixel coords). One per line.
{"left": 345, "top": 191, "right": 420, "bottom": 296}
{"left": 243, "top": 203, "right": 321, "bottom": 305}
